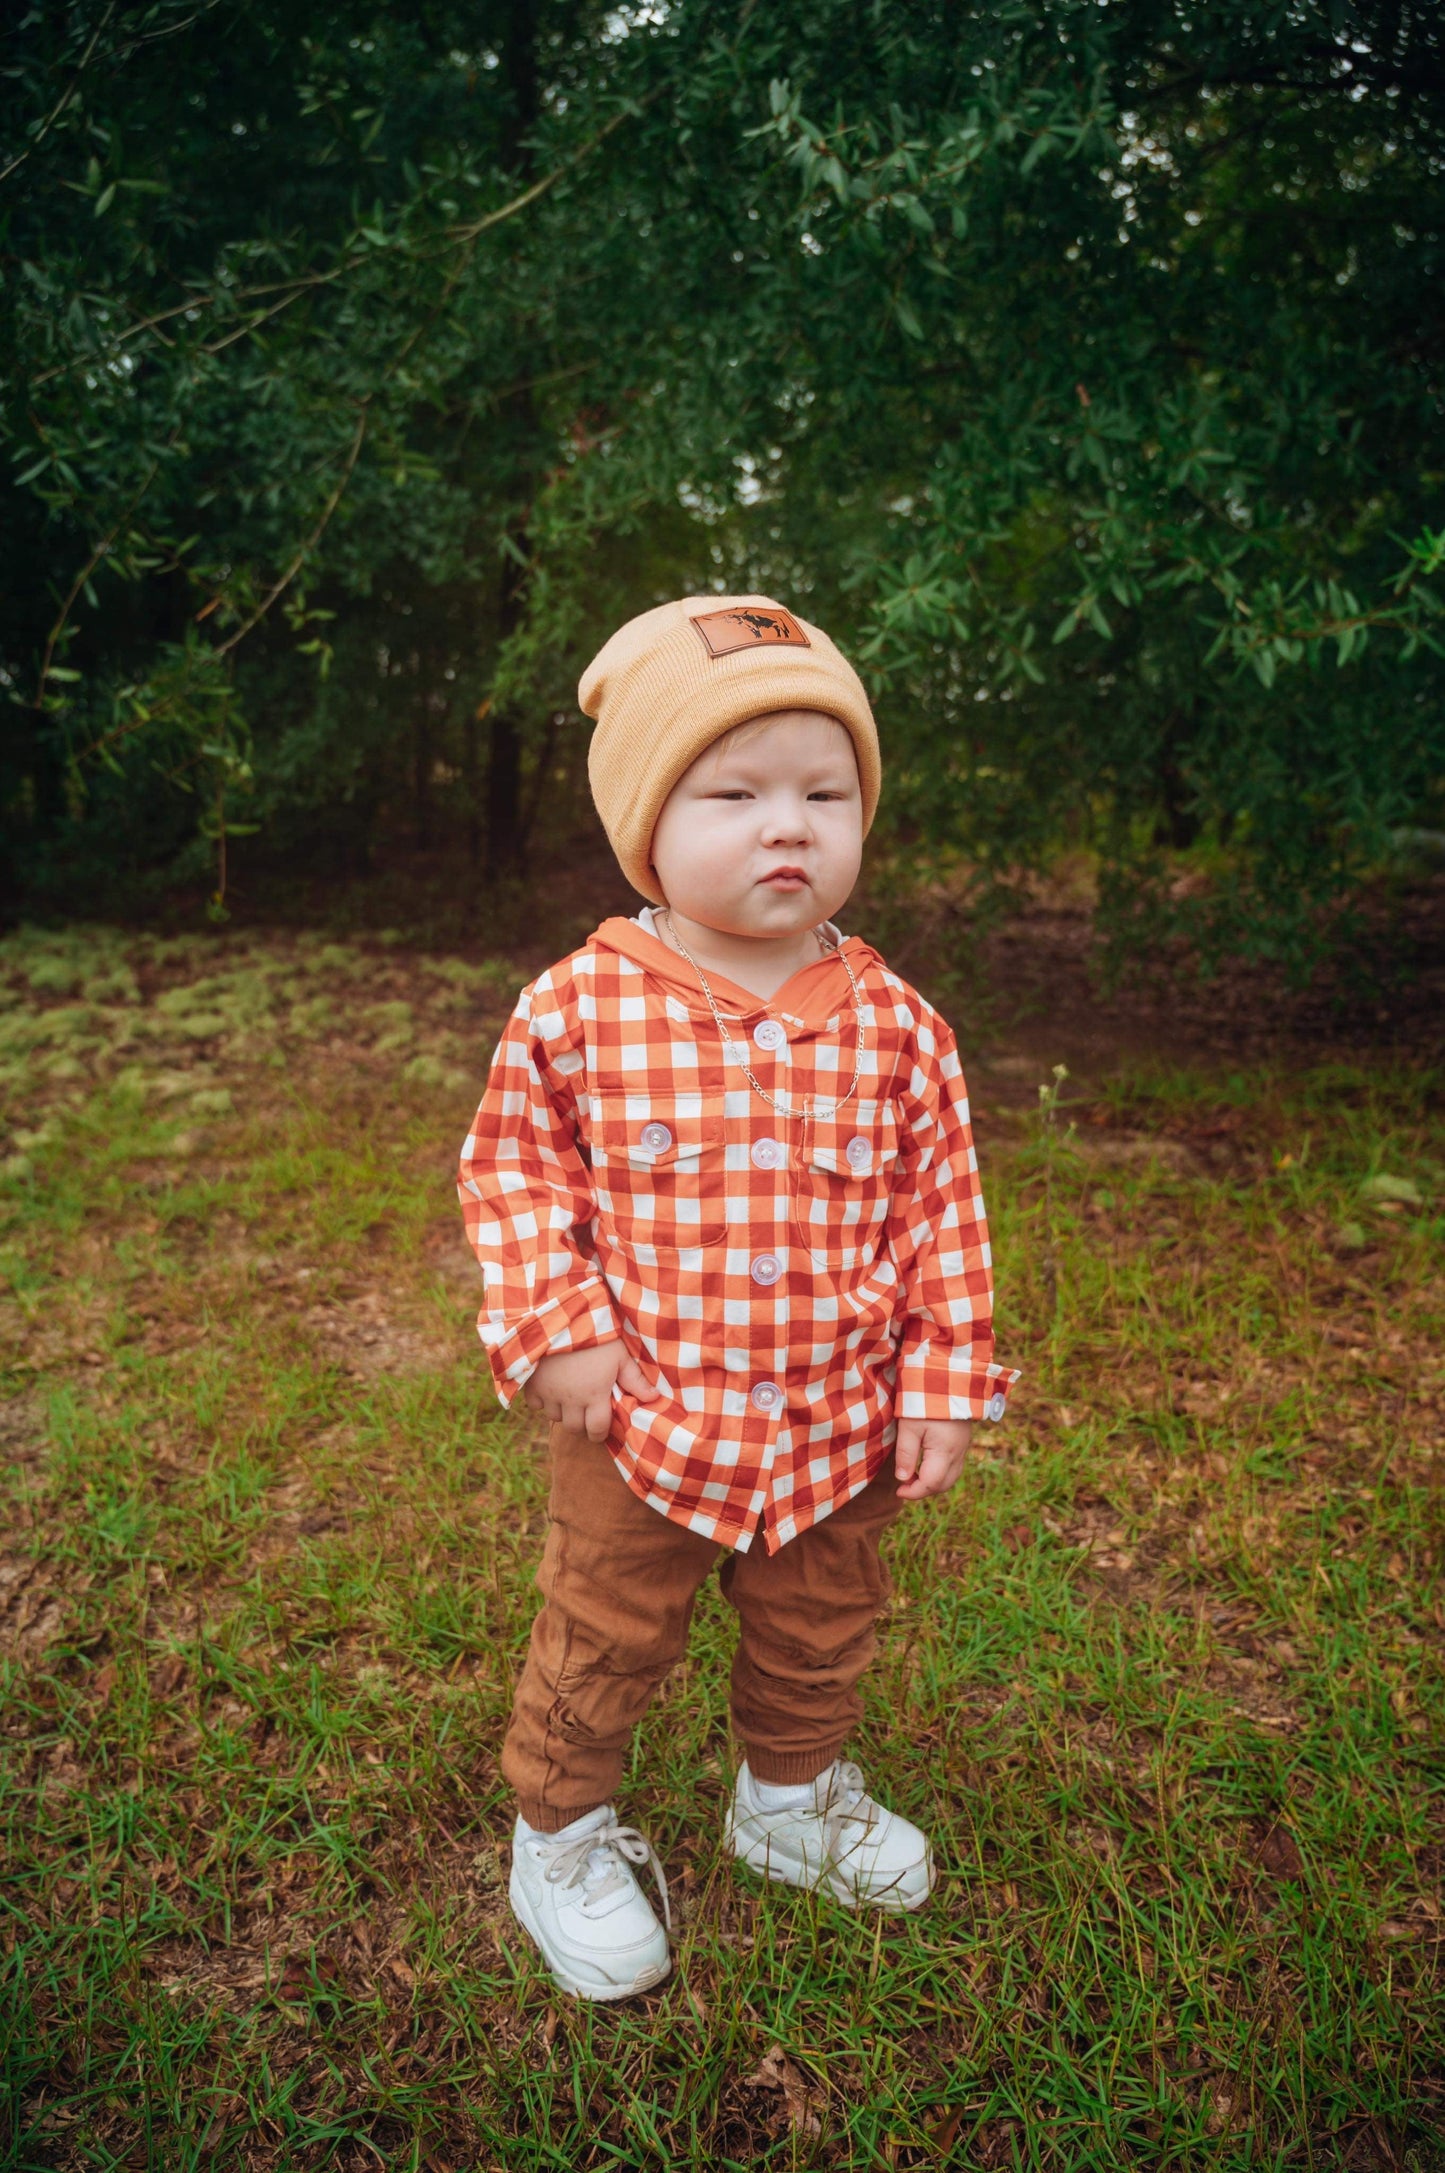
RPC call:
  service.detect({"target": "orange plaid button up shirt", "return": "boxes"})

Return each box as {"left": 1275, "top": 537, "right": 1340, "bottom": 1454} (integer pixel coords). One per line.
{"left": 459, "top": 917, "right": 1017, "bottom": 1553}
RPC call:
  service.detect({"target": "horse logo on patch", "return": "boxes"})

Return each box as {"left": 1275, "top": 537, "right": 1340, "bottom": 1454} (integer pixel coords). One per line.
{"left": 689, "top": 606, "right": 811, "bottom": 658}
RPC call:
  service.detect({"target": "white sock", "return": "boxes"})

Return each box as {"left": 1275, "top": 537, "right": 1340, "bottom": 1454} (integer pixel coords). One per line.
{"left": 751, "top": 1770, "right": 825, "bottom": 1811}
{"left": 516, "top": 1805, "right": 609, "bottom": 1845}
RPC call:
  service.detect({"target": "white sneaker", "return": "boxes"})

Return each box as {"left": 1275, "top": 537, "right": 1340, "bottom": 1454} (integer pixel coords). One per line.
{"left": 508, "top": 1806, "right": 672, "bottom": 2001}
{"left": 726, "top": 1759, "right": 935, "bottom": 1912}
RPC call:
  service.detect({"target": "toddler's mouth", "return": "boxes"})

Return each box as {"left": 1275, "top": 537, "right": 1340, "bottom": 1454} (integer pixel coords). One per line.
{"left": 761, "top": 866, "right": 809, "bottom": 890}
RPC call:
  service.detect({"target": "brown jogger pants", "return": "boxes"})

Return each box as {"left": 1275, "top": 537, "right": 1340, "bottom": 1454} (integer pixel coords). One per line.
{"left": 502, "top": 1426, "right": 904, "bottom": 1832}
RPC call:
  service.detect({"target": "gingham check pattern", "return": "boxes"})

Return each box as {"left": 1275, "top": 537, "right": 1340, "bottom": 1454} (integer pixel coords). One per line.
{"left": 458, "top": 919, "right": 1017, "bottom": 1554}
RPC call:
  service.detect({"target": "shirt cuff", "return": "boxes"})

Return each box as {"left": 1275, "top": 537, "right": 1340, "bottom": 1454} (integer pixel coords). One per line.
{"left": 480, "top": 1278, "right": 622, "bottom": 1406}
{"left": 896, "top": 1346, "right": 1020, "bottom": 1425}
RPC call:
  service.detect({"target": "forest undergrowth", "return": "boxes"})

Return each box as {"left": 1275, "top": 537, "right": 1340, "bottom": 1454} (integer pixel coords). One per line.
{"left": 0, "top": 923, "right": 1441, "bottom": 2171}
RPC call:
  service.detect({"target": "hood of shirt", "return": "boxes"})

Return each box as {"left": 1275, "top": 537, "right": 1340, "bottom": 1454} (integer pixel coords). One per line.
{"left": 590, "top": 915, "right": 880, "bottom": 1028}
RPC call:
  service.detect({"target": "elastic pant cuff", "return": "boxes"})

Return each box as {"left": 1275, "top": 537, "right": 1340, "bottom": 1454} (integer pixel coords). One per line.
{"left": 741, "top": 1742, "right": 847, "bottom": 1786}
{"left": 513, "top": 1797, "right": 610, "bottom": 1836}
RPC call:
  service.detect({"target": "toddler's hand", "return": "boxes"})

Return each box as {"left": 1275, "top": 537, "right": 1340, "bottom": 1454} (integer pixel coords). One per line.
{"left": 525, "top": 1342, "right": 657, "bottom": 1444}
{"left": 894, "top": 1419, "right": 972, "bottom": 1501}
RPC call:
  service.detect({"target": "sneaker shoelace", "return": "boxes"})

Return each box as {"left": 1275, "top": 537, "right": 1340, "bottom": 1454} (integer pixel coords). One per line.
{"left": 816, "top": 1760, "right": 881, "bottom": 1863}
{"left": 539, "top": 1814, "right": 672, "bottom": 1934}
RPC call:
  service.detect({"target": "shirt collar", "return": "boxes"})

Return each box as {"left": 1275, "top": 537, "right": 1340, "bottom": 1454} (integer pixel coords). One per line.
{"left": 591, "top": 914, "right": 876, "bottom": 1027}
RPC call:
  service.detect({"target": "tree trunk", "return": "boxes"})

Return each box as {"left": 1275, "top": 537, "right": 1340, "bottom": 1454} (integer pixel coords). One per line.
{"left": 413, "top": 700, "right": 434, "bottom": 853}
{"left": 483, "top": 0, "right": 541, "bottom": 878}
{"left": 462, "top": 701, "right": 483, "bottom": 871}
{"left": 1154, "top": 702, "right": 1200, "bottom": 851}
{"left": 486, "top": 704, "right": 523, "bottom": 876}
{"left": 519, "top": 707, "right": 562, "bottom": 856}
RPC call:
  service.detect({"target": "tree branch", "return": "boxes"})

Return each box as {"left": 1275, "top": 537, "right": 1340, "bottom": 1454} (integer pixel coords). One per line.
{"left": 28, "top": 95, "right": 656, "bottom": 389}
{"left": 2, "top": 1, "right": 224, "bottom": 189}
{"left": 213, "top": 404, "right": 369, "bottom": 657}
{"left": 32, "top": 446, "right": 169, "bottom": 710}
{"left": 0, "top": 2, "right": 117, "bottom": 188}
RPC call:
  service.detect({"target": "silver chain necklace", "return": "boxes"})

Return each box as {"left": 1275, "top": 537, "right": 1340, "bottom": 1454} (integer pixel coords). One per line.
{"left": 658, "top": 909, "right": 866, "bottom": 1118}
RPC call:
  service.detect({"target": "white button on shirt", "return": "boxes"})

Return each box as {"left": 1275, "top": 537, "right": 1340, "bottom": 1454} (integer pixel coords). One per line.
{"left": 639, "top": 1122, "right": 672, "bottom": 1153}
{"left": 845, "top": 1135, "right": 871, "bottom": 1169}
{"left": 753, "top": 1019, "right": 787, "bottom": 1052}
{"left": 750, "top": 1253, "right": 782, "bottom": 1286}
{"left": 750, "top": 1380, "right": 783, "bottom": 1413}
{"left": 751, "top": 1137, "right": 785, "bottom": 1170}
{"left": 986, "top": 1392, "right": 1007, "bottom": 1422}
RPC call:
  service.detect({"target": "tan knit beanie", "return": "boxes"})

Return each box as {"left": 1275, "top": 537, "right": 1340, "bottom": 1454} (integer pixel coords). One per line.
{"left": 580, "top": 594, "right": 880, "bottom": 903}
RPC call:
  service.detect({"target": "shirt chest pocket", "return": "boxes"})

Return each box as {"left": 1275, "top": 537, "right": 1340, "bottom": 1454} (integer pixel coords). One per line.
{"left": 591, "top": 1096, "right": 728, "bottom": 1251}
{"left": 795, "top": 1099, "right": 902, "bottom": 1265}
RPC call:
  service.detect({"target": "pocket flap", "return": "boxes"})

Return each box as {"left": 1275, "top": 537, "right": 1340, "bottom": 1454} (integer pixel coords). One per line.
{"left": 594, "top": 1094, "right": 726, "bottom": 1168}
{"left": 805, "top": 1099, "right": 900, "bottom": 1179}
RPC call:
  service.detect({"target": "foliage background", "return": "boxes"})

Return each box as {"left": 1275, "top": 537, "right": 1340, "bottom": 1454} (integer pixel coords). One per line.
{"left": 3, "top": 0, "right": 1444, "bottom": 963}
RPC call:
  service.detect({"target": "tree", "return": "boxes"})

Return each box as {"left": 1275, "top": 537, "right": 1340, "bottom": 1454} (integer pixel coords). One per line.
{"left": 3, "top": 1, "right": 1442, "bottom": 966}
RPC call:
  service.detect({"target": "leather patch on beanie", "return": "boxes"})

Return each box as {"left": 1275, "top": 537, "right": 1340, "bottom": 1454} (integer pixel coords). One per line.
{"left": 689, "top": 605, "right": 812, "bottom": 658}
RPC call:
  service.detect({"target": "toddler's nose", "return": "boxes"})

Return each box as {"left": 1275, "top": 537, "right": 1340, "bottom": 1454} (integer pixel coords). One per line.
{"left": 759, "top": 799, "right": 813, "bottom": 846}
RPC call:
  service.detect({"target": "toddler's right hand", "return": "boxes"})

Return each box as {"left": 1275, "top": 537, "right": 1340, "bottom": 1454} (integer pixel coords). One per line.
{"left": 524, "top": 1342, "right": 657, "bottom": 1443}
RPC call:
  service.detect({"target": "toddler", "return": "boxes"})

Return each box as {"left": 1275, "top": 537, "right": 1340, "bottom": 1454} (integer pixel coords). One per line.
{"left": 459, "top": 595, "right": 1016, "bottom": 2000}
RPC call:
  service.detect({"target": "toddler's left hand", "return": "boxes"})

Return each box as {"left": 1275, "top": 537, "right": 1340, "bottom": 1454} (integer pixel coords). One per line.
{"left": 894, "top": 1419, "right": 972, "bottom": 1501}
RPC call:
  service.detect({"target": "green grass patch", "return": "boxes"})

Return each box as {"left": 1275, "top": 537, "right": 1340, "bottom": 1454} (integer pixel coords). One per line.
{"left": 1, "top": 930, "right": 1442, "bottom": 2169}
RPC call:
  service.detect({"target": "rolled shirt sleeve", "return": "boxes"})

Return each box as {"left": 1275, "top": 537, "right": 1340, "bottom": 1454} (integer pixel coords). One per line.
{"left": 458, "top": 972, "right": 621, "bottom": 1405}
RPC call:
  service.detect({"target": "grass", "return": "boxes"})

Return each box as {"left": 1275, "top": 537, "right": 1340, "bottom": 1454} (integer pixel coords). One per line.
{"left": 1, "top": 922, "right": 1442, "bottom": 2171}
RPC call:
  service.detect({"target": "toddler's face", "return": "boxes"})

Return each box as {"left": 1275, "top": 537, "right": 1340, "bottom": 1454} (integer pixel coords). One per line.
{"left": 649, "top": 709, "right": 863, "bottom": 940}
